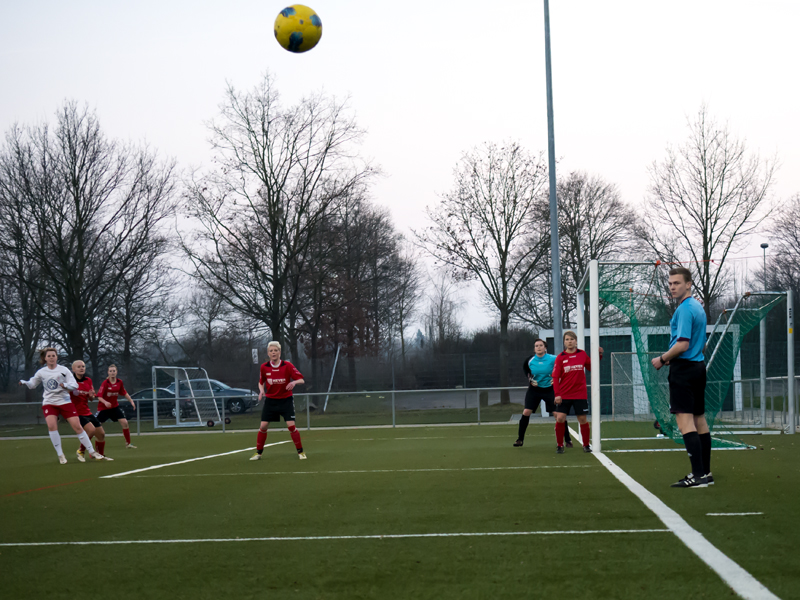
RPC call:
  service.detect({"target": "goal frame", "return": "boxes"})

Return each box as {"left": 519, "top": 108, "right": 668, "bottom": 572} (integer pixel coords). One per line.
{"left": 576, "top": 259, "right": 796, "bottom": 451}
{"left": 151, "top": 366, "right": 222, "bottom": 428}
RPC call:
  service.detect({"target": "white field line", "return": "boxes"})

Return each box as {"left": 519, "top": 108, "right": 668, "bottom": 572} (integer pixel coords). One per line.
{"left": 605, "top": 448, "right": 749, "bottom": 453}
{"left": 571, "top": 426, "right": 780, "bottom": 600}
{"left": 98, "top": 441, "right": 290, "bottom": 479}
{"left": 123, "top": 465, "right": 595, "bottom": 479}
{"left": 707, "top": 513, "right": 764, "bottom": 517}
{"left": 0, "top": 528, "right": 669, "bottom": 547}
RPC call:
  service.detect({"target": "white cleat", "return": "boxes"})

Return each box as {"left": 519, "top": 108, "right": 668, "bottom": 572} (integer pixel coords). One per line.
{"left": 298, "top": 452, "right": 307, "bottom": 460}
{"left": 126, "top": 443, "right": 137, "bottom": 449}
{"left": 102, "top": 455, "right": 115, "bottom": 461}
{"left": 249, "top": 452, "right": 262, "bottom": 461}
{"left": 58, "top": 455, "right": 67, "bottom": 465}
{"left": 76, "top": 450, "right": 86, "bottom": 463}
{"left": 89, "top": 451, "right": 105, "bottom": 460}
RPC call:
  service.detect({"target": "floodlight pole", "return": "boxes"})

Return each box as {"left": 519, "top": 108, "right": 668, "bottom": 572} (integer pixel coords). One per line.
{"left": 760, "top": 243, "right": 768, "bottom": 425}
{"left": 788, "top": 289, "right": 795, "bottom": 434}
{"left": 544, "top": 0, "right": 563, "bottom": 352}
{"left": 589, "top": 260, "right": 601, "bottom": 451}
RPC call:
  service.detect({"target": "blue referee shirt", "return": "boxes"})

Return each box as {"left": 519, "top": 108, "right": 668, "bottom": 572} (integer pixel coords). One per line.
{"left": 669, "top": 297, "right": 707, "bottom": 362}
{"left": 528, "top": 354, "right": 556, "bottom": 388}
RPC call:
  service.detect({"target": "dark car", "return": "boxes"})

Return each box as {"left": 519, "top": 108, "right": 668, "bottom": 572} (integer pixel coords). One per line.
{"left": 121, "top": 388, "right": 195, "bottom": 420}
{"left": 165, "top": 379, "right": 256, "bottom": 415}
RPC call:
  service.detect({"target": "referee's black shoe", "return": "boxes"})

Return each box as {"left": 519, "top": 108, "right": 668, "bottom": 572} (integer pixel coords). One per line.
{"left": 513, "top": 439, "right": 524, "bottom": 447}
{"left": 670, "top": 474, "right": 708, "bottom": 488}
{"left": 682, "top": 471, "right": 714, "bottom": 485}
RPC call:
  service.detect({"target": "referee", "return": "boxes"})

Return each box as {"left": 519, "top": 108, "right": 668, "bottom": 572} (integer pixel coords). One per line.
{"left": 651, "top": 266, "right": 712, "bottom": 488}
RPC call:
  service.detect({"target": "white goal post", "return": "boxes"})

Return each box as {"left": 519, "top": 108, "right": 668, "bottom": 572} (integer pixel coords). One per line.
{"left": 151, "top": 366, "right": 222, "bottom": 428}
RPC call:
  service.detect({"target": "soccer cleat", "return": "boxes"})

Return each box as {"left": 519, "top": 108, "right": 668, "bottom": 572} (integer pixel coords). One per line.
{"left": 249, "top": 452, "right": 262, "bottom": 461}
{"left": 565, "top": 441, "right": 573, "bottom": 448}
{"left": 670, "top": 474, "right": 708, "bottom": 488}
{"left": 76, "top": 450, "right": 86, "bottom": 463}
{"left": 89, "top": 451, "right": 105, "bottom": 460}
{"left": 126, "top": 443, "right": 137, "bottom": 449}
{"left": 102, "top": 455, "right": 115, "bottom": 461}
{"left": 556, "top": 446, "right": 565, "bottom": 454}
{"left": 298, "top": 452, "right": 308, "bottom": 460}
{"left": 58, "top": 454, "right": 67, "bottom": 465}
{"left": 513, "top": 439, "right": 524, "bottom": 447}
{"left": 684, "top": 471, "right": 714, "bottom": 485}
{"left": 583, "top": 445, "right": 592, "bottom": 453}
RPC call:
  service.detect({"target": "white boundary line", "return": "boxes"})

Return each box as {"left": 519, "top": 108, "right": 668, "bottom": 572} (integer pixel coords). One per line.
{"left": 98, "top": 441, "right": 290, "bottom": 479}
{"left": 123, "top": 465, "right": 595, "bottom": 479}
{"left": 707, "top": 513, "right": 764, "bottom": 517}
{"left": 605, "top": 448, "right": 749, "bottom": 453}
{"left": 0, "top": 528, "right": 669, "bottom": 547}
{"left": 571, "top": 425, "right": 780, "bottom": 600}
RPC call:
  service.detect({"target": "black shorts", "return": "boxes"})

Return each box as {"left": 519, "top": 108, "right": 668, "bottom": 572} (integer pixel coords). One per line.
{"left": 525, "top": 385, "right": 555, "bottom": 412}
{"left": 668, "top": 359, "right": 706, "bottom": 415}
{"left": 79, "top": 414, "right": 102, "bottom": 428}
{"left": 261, "top": 397, "right": 297, "bottom": 423}
{"left": 96, "top": 406, "right": 126, "bottom": 423}
{"left": 554, "top": 399, "right": 589, "bottom": 416}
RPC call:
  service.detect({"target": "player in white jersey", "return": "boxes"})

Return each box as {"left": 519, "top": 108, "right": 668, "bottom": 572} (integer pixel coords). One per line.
{"left": 19, "top": 348, "right": 105, "bottom": 464}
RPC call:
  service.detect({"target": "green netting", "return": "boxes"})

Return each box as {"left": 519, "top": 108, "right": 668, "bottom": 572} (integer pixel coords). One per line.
{"left": 590, "top": 262, "right": 786, "bottom": 449}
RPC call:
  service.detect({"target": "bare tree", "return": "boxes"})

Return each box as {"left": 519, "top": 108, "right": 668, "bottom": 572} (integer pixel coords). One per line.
{"left": 423, "top": 271, "right": 465, "bottom": 354}
{"left": 0, "top": 103, "right": 176, "bottom": 371}
{"left": 761, "top": 194, "right": 800, "bottom": 296}
{"left": 182, "top": 73, "right": 375, "bottom": 346}
{"left": 389, "top": 245, "right": 423, "bottom": 365}
{"left": 416, "top": 141, "right": 549, "bottom": 402}
{"left": 641, "top": 105, "right": 776, "bottom": 316}
{"left": 518, "top": 171, "right": 644, "bottom": 329}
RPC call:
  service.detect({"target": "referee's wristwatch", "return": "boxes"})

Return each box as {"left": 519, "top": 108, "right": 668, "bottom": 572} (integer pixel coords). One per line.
{"left": 658, "top": 355, "right": 666, "bottom": 366}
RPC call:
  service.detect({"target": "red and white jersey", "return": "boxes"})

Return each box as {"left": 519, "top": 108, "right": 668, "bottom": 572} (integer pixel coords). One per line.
{"left": 20, "top": 365, "right": 77, "bottom": 406}
{"left": 97, "top": 378, "right": 128, "bottom": 409}
{"left": 552, "top": 349, "right": 596, "bottom": 400}
{"left": 69, "top": 376, "right": 95, "bottom": 416}
{"left": 260, "top": 360, "right": 303, "bottom": 399}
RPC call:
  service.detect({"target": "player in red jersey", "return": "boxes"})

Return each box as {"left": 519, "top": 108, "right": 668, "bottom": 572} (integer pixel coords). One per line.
{"left": 96, "top": 364, "right": 137, "bottom": 449}
{"left": 250, "top": 341, "right": 307, "bottom": 461}
{"left": 70, "top": 360, "right": 113, "bottom": 462}
{"left": 552, "top": 331, "right": 603, "bottom": 454}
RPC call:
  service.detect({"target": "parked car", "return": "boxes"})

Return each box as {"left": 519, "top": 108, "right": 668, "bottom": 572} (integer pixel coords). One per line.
{"left": 165, "top": 379, "right": 256, "bottom": 415}
{"left": 121, "top": 388, "right": 195, "bottom": 420}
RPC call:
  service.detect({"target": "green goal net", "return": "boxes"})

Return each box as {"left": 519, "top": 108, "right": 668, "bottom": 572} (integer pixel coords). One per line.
{"left": 584, "top": 261, "right": 789, "bottom": 449}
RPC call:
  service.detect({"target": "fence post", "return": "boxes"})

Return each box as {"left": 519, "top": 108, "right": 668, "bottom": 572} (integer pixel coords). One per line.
{"left": 307, "top": 395, "right": 311, "bottom": 431}
{"left": 391, "top": 360, "right": 396, "bottom": 428}
{"left": 787, "top": 289, "right": 795, "bottom": 434}
{"left": 463, "top": 354, "right": 467, "bottom": 410}
{"left": 477, "top": 388, "right": 481, "bottom": 425}
{"left": 222, "top": 398, "right": 226, "bottom": 433}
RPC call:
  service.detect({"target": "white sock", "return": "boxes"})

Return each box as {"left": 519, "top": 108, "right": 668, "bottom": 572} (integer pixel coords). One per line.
{"left": 49, "top": 431, "right": 63, "bottom": 456}
{"left": 77, "top": 431, "right": 95, "bottom": 453}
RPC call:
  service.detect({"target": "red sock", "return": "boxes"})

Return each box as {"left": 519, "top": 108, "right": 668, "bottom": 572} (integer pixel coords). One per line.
{"left": 555, "top": 422, "right": 565, "bottom": 447}
{"left": 288, "top": 425, "right": 303, "bottom": 451}
{"left": 79, "top": 443, "right": 86, "bottom": 452}
{"left": 123, "top": 428, "right": 131, "bottom": 444}
{"left": 96, "top": 441, "right": 105, "bottom": 455}
{"left": 580, "top": 422, "right": 591, "bottom": 447}
{"left": 256, "top": 429, "right": 267, "bottom": 451}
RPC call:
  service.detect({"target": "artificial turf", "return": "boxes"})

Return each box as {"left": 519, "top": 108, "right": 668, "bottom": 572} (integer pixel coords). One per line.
{"left": 1, "top": 423, "right": 798, "bottom": 599}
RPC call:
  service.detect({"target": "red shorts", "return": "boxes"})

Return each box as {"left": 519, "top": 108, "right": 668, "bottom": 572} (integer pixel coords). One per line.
{"left": 42, "top": 403, "right": 78, "bottom": 419}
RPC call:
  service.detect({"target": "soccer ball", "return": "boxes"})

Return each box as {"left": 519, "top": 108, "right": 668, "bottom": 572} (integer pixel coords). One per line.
{"left": 274, "top": 5, "right": 323, "bottom": 53}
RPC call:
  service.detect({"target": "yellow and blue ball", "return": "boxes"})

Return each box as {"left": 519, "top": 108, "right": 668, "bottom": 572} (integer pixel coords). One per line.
{"left": 274, "top": 5, "right": 322, "bottom": 53}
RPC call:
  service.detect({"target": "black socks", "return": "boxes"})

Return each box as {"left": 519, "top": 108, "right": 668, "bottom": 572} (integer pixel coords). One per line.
{"left": 683, "top": 431, "right": 705, "bottom": 479}
{"left": 518, "top": 414, "right": 530, "bottom": 440}
{"left": 699, "top": 432, "right": 711, "bottom": 474}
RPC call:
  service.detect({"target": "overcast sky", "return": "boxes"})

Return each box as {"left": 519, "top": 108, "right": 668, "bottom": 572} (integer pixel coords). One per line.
{"left": 1, "top": 0, "right": 798, "bottom": 331}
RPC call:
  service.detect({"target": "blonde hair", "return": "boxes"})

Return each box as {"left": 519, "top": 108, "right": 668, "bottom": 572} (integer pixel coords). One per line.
{"left": 267, "top": 341, "right": 281, "bottom": 351}
{"left": 563, "top": 330, "right": 578, "bottom": 341}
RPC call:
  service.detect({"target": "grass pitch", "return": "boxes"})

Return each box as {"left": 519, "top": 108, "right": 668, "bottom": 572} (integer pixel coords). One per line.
{"left": 1, "top": 423, "right": 798, "bottom": 599}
